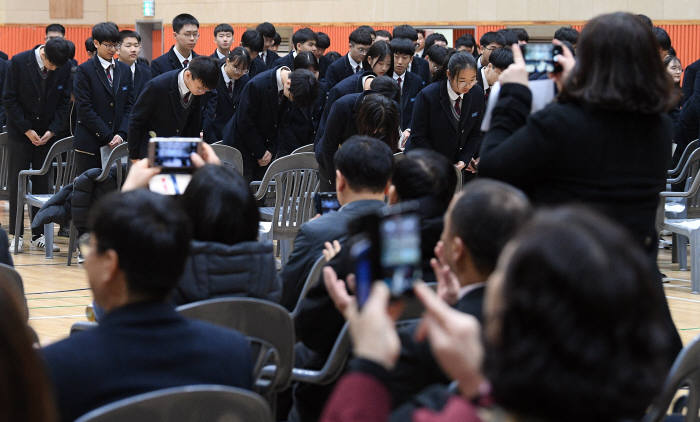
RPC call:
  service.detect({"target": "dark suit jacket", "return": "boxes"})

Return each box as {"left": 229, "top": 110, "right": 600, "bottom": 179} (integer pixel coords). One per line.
{"left": 315, "top": 71, "right": 369, "bottom": 145}
{"left": 405, "top": 80, "right": 484, "bottom": 164}
{"left": 132, "top": 61, "right": 152, "bottom": 100}
{"left": 0, "top": 50, "right": 7, "bottom": 60}
{"left": 0, "top": 58, "right": 8, "bottom": 126}
{"left": 248, "top": 56, "right": 268, "bottom": 78}
{"left": 277, "top": 102, "right": 316, "bottom": 157}
{"left": 150, "top": 46, "right": 199, "bottom": 77}
{"left": 262, "top": 50, "right": 280, "bottom": 69}
{"left": 319, "top": 54, "right": 332, "bottom": 80}
{"left": 210, "top": 50, "right": 227, "bottom": 61}
{"left": 273, "top": 51, "right": 295, "bottom": 70}
{"left": 315, "top": 91, "right": 366, "bottom": 177}
{"left": 397, "top": 71, "right": 426, "bottom": 130}
{"left": 682, "top": 59, "right": 700, "bottom": 106}
{"left": 73, "top": 56, "right": 134, "bottom": 154}
{"left": 42, "top": 301, "right": 253, "bottom": 422}
{"left": 324, "top": 54, "right": 368, "bottom": 89}
{"left": 410, "top": 56, "right": 431, "bottom": 84}
{"left": 203, "top": 72, "right": 249, "bottom": 144}
{"left": 127, "top": 69, "right": 208, "bottom": 159}
{"left": 0, "top": 228, "right": 12, "bottom": 267}
{"left": 2, "top": 48, "right": 72, "bottom": 143}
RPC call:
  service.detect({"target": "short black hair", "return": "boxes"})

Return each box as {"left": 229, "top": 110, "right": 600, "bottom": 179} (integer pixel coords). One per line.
{"left": 256, "top": 22, "right": 275, "bottom": 38}
{"left": 357, "top": 25, "right": 376, "bottom": 37}
{"left": 85, "top": 37, "right": 97, "bottom": 53}
{"left": 349, "top": 28, "right": 373, "bottom": 46}
{"left": 65, "top": 39, "right": 76, "bottom": 60}
{"left": 424, "top": 33, "right": 448, "bottom": 52}
{"left": 512, "top": 28, "right": 529, "bottom": 43}
{"left": 369, "top": 75, "right": 400, "bottom": 103}
{"left": 273, "top": 32, "right": 281, "bottom": 46}
{"left": 393, "top": 25, "right": 418, "bottom": 42}
{"left": 425, "top": 45, "right": 449, "bottom": 81}
{"left": 92, "top": 22, "right": 120, "bottom": 44}
{"left": 45, "top": 23, "right": 65, "bottom": 36}
{"left": 489, "top": 47, "right": 514, "bottom": 71}
{"left": 497, "top": 29, "right": 519, "bottom": 46}
{"left": 316, "top": 32, "right": 331, "bottom": 49}
{"left": 241, "top": 29, "right": 263, "bottom": 52}
{"left": 214, "top": 23, "right": 234, "bottom": 36}
{"left": 390, "top": 37, "right": 416, "bottom": 56}
{"left": 393, "top": 149, "right": 457, "bottom": 213}
{"left": 455, "top": 34, "right": 476, "bottom": 50}
{"left": 325, "top": 51, "right": 341, "bottom": 62}
{"left": 292, "top": 28, "right": 318, "bottom": 49}
{"left": 334, "top": 135, "right": 393, "bottom": 192}
{"left": 637, "top": 14, "right": 654, "bottom": 28}
{"left": 479, "top": 31, "right": 506, "bottom": 47}
{"left": 227, "top": 46, "right": 251, "bottom": 70}
{"left": 375, "top": 30, "right": 392, "bottom": 40}
{"left": 554, "top": 27, "right": 579, "bottom": 45}
{"left": 653, "top": 26, "right": 672, "bottom": 51}
{"left": 416, "top": 28, "right": 426, "bottom": 37}
{"left": 44, "top": 38, "right": 72, "bottom": 67}
{"left": 89, "top": 190, "right": 192, "bottom": 301}
{"left": 366, "top": 40, "right": 392, "bottom": 63}
{"left": 294, "top": 51, "right": 319, "bottom": 72}
{"left": 119, "top": 29, "right": 141, "bottom": 43}
{"left": 289, "top": 68, "right": 319, "bottom": 107}
{"left": 181, "top": 165, "right": 259, "bottom": 244}
{"left": 187, "top": 56, "right": 220, "bottom": 89}
{"left": 356, "top": 94, "right": 400, "bottom": 153}
{"left": 173, "top": 13, "right": 199, "bottom": 33}
{"left": 447, "top": 52, "right": 477, "bottom": 78}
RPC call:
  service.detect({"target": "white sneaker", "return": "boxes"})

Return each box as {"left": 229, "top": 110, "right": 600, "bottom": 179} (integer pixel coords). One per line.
{"left": 31, "top": 235, "right": 60, "bottom": 252}
{"left": 77, "top": 252, "right": 85, "bottom": 264}
{"left": 9, "top": 235, "right": 23, "bottom": 251}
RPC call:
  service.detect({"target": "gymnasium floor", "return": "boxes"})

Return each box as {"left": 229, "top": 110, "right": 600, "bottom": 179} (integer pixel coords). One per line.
{"left": 2, "top": 200, "right": 699, "bottom": 347}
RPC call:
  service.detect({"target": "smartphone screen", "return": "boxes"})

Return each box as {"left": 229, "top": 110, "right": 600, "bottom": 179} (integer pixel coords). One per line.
{"left": 314, "top": 192, "right": 341, "bottom": 215}
{"left": 380, "top": 213, "right": 421, "bottom": 297}
{"left": 151, "top": 140, "right": 199, "bottom": 171}
{"left": 350, "top": 237, "right": 373, "bottom": 308}
{"left": 522, "top": 43, "right": 558, "bottom": 74}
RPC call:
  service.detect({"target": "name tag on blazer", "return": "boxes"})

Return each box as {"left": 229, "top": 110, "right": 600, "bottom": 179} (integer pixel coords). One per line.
{"left": 471, "top": 112, "right": 479, "bottom": 117}
{"left": 410, "top": 98, "right": 416, "bottom": 102}
{"left": 57, "top": 85, "right": 64, "bottom": 90}
{"left": 122, "top": 86, "right": 128, "bottom": 91}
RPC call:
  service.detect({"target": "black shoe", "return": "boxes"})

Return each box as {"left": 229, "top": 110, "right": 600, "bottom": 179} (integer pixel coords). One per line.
{"left": 57, "top": 227, "right": 70, "bottom": 237}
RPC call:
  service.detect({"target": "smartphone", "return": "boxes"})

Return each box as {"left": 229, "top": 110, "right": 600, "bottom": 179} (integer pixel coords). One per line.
{"left": 350, "top": 235, "right": 374, "bottom": 308}
{"left": 314, "top": 192, "right": 341, "bottom": 215}
{"left": 521, "top": 43, "right": 563, "bottom": 74}
{"left": 147, "top": 138, "right": 202, "bottom": 173}
{"left": 378, "top": 202, "right": 422, "bottom": 298}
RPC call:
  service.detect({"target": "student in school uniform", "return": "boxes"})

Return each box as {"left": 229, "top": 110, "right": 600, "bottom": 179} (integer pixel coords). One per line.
{"left": 127, "top": 56, "right": 219, "bottom": 160}
{"left": 73, "top": 22, "right": 134, "bottom": 176}
{"left": 392, "top": 25, "right": 431, "bottom": 83}
{"left": 315, "top": 32, "right": 331, "bottom": 78}
{"left": 273, "top": 28, "right": 318, "bottom": 70}
{"left": 323, "top": 27, "right": 373, "bottom": 89}
{"left": 476, "top": 31, "right": 506, "bottom": 72}
{"left": 256, "top": 22, "right": 279, "bottom": 69}
{"left": 390, "top": 37, "right": 426, "bottom": 133}
{"left": 203, "top": 47, "right": 251, "bottom": 144}
{"left": 3, "top": 38, "right": 72, "bottom": 251}
{"left": 211, "top": 23, "right": 234, "bottom": 61}
{"left": 270, "top": 32, "right": 282, "bottom": 53}
{"left": 405, "top": 52, "right": 485, "bottom": 174}
{"left": 475, "top": 46, "right": 513, "bottom": 100}
{"left": 222, "top": 65, "right": 318, "bottom": 181}
{"left": 240, "top": 29, "right": 266, "bottom": 78}
{"left": 150, "top": 14, "right": 200, "bottom": 77}
{"left": 118, "top": 30, "right": 152, "bottom": 99}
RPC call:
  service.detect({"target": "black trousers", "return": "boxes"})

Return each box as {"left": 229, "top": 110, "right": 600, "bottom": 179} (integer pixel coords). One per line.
{"left": 7, "top": 137, "right": 52, "bottom": 237}
{"left": 74, "top": 150, "right": 102, "bottom": 178}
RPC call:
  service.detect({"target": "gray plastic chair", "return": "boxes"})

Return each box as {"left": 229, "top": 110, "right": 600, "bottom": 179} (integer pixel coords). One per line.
{"left": 67, "top": 143, "right": 129, "bottom": 266}
{"left": 0, "top": 132, "right": 9, "bottom": 200}
{"left": 0, "top": 263, "right": 27, "bottom": 319}
{"left": 665, "top": 146, "right": 700, "bottom": 268}
{"left": 669, "top": 139, "right": 700, "bottom": 178}
{"left": 291, "top": 143, "right": 314, "bottom": 154}
{"left": 253, "top": 152, "right": 320, "bottom": 265}
{"left": 211, "top": 143, "right": 244, "bottom": 176}
{"left": 176, "top": 297, "right": 295, "bottom": 406}
{"left": 14, "top": 136, "right": 76, "bottom": 256}
{"left": 74, "top": 384, "right": 273, "bottom": 422}
{"left": 643, "top": 334, "right": 700, "bottom": 422}
{"left": 290, "top": 254, "right": 327, "bottom": 320}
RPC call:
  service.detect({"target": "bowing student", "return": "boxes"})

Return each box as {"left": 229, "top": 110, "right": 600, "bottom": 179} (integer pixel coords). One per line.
{"left": 390, "top": 37, "right": 426, "bottom": 133}
{"left": 203, "top": 47, "right": 251, "bottom": 144}
{"left": 405, "top": 52, "right": 485, "bottom": 173}
{"left": 240, "top": 29, "right": 266, "bottom": 78}
{"left": 150, "top": 14, "right": 200, "bottom": 77}
{"left": 127, "top": 56, "right": 219, "bottom": 160}
{"left": 323, "top": 27, "right": 373, "bottom": 89}
{"left": 118, "top": 30, "right": 152, "bottom": 99}
{"left": 273, "top": 27, "right": 318, "bottom": 70}
{"left": 73, "top": 22, "right": 134, "bottom": 175}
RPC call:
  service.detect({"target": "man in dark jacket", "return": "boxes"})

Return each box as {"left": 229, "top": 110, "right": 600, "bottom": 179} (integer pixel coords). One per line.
{"left": 392, "top": 25, "right": 431, "bottom": 84}
{"left": 323, "top": 27, "right": 372, "bottom": 89}
{"left": 256, "top": 22, "right": 280, "bottom": 68}
{"left": 118, "top": 30, "right": 152, "bottom": 99}
{"left": 42, "top": 190, "right": 253, "bottom": 422}
{"left": 3, "top": 38, "right": 72, "bottom": 250}
{"left": 389, "top": 38, "right": 426, "bottom": 131}
{"left": 150, "top": 14, "right": 200, "bottom": 77}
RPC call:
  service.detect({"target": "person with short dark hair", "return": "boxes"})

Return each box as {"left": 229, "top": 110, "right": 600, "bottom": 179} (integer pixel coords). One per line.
{"left": 358, "top": 25, "right": 376, "bottom": 42}
{"left": 374, "top": 29, "right": 392, "bottom": 43}
{"left": 653, "top": 26, "right": 672, "bottom": 58}
{"left": 270, "top": 32, "right": 282, "bottom": 53}
{"left": 512, "top": 27, "right": 529, "bottom": 44}
{"left": 256, "top": 22, "right": 279, "bottom": 68}
{"left": 45, "top": 23, "right": 65, "bottom": 41}
{"left": 324, "top": 27, "right": 373, "bottom": 88}
{"left": 118, "top": 30, "right": 152, "bottom": 98}
{"left": 84, "top": 37, "right": 97, "bottom": 59}
{"left": 477, "top": 46, "right": 513, "bottom": 99}
{"left": 455, "top": 34, "right": 476, "bottom": 54}
{"left": 554, "top": 26, "right": 579, "bottom": 46}
{"left": 637, "top": 13, "right": 654, "bottom": 28}
{"left": 424, "top": 45, "right": 450, "bottom": 82}
{"left": 421, "top": 32, "right": 447, "bottom": 59}
{"left": 390, "top": 38, "right": 426, "bottom": 132}
{"left": 415, "top": 28, "right": 426, "bottom": 56}
{"left": 42, "top": 189, "right": 254, "bottom": 422}
{"left": 392, "top": 25, "right": 431, "bottom": 83}
{"left": 273, "top": 27, "right": 318, "bottom": 70}
{"left": 202, "top": 47, "right": 250, "bottom": 144}
{"left": 223, "top": 65, "right": 319, "bottom": 180}
{"left": 73, "top": 22, "right": 133, "bottom": 176}
{"left": 211, "top": 23, "right": 234, "bottom": 60}
{"left": 150, "top": 13, "right": 200, "bottom": 77}
{"left": 128, "top": 56, "right": 219, "bottom": 159}
{"left": 406, "top": 52, "right": 484, "bottom": 175}
{"left": 477, "top": 31, "right": 506, "bottom": 70}
{"left": 316, "top": 31, "right": 332, "bottom": 78}
{"left": 240, "top": 29, "right": 266, "bottom": 77}
{"left": 498, "top": 28, "right": 519, "bottom": 46}
{"left": 324, "top": 51, "right": 341, "bottom": 63}
{"left": 4, "top": 37, "right": 72, "bottom": 251}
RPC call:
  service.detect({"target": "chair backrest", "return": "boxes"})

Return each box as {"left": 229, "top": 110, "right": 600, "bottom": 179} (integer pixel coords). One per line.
{"left": 0, "top": 263, "right": 27, "bottom": 320}
{"left": 74, "top": 384, "right": 273, "bottom": 422}
{"left": 253, "top": 152, "right": 320, "bottom": 239}
{"left": 291, "top": 144, "right": 314, "bottom": 154}
{"left": 211, "top": 144, "right": 244, "bottom": 176}
{"left": 290, "top": 254, "right": 327, "bottom": 320}
{"left": 0, "top": 132, "right": 9, "bottom": 196}
{"left": 43, "top": 136, "right": 77, "bottom": 193}
{"left": 669, "top": 139, "right": 700, "bottom": 177}
{"left": 643, "top": 333, "right": 700, "bottom": 422}
{"left": 95, "top": 143, "right": 129, "bottom": 187}
{"left": 176, "top": 297, "right": 295, "bottom": 393}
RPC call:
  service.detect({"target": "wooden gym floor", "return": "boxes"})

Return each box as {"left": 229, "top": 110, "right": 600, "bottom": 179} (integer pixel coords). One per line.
{"left": 1, "top": 200, "right": 699, "bottom": 347}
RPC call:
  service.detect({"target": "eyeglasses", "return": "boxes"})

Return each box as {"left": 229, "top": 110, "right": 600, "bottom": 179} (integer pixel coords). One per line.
{"left": 78, "top": 233, "right": 93, "bottom": 257}
{"left": 232, "top": 66, "right": 249, "bottom": 74}
{"left": 101, "top": 42, "right": 120, "bottom": 50}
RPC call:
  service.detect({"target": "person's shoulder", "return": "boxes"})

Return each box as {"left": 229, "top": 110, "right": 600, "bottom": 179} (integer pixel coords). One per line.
{"left": 419, "top": 80, "right": 442, "bottom": 97}
{"left": 328, "top": 55, "right": 347, "bottom": 69}
{"left": 114, "top": 60, "right": 130, "bottom": 72}
{"left": 9, "top": 49, "right": 32, "bottom": 65}
{"left": 42, "top": 328, "right": 100, "bottom": 365}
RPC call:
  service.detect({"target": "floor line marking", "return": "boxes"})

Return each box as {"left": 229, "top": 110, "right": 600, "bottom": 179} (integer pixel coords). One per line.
{"left": 666, "top": 295, "right": 700, "bottom": 304}
{"left": 29, "top": 314, "right": 85, "bottom": 320}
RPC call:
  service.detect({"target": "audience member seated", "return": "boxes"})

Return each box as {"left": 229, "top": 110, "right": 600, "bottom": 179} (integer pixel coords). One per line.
{"left": 0, "top": 228, "right": 12, "bottom": 266}
{"left": 42, "top": 190, "right": 253, "bottom": 421}
{"left": 171, "top": 164, "right": 280, "bottom": 305}
{"left": 0, "top": 279, "right": 56, "bottom": 421}
{"left": 321, "top": 206, "right": 679, "bottom": 422}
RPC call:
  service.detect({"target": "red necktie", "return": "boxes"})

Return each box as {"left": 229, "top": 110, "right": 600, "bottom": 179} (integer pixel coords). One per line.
{"left": 397, "top": 76, "right": 402, "bottom": 90}
{"left": 182, "top": 59, "right": 189, "bottom": 68}
{"left": 105, "top": 64, "right": 113, "bottom": 86}
{"left": 454, "top": 96, "right": 462, "bottom": 117}
{"left": 227, "top": 81, "right": 233, "bottom": 96}
{"left": 355, "top": 65, "right": 361, "bottom": 73}
{"left": 183, "top": 92, "right": 191, "bottom": 104}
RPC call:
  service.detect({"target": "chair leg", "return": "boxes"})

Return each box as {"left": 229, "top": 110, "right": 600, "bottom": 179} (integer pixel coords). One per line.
{"left": 44, "top": 223, "right": 53, "bottom": 259}
{"left": 67, "top": 222, "right": 77, "bottom": 266}
{"left": 280, "top": 239, "right": 292, "bottom": 267}
{"left": 691, "top": 231, "right": 700, "bottom": 294}
{"left": 672, "top": 233, "right": 679, "bottom": 263}
{"left": 679, "top": 235, "right": 689, "bottom": 271}
{"left": 14, "top": 180, "right": 24, "bottom": 254}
